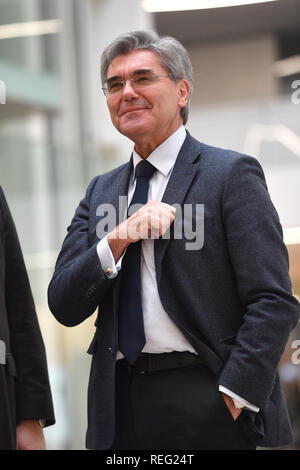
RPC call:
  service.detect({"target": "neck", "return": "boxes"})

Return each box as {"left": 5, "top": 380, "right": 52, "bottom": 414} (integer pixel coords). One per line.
{"left": 133, "top": 122, "right": 183, "bottom": 159}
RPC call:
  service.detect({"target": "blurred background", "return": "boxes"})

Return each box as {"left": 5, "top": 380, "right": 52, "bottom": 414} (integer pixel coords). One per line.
{"left": 0, "top": 0, "right": 299, "bottom": 449}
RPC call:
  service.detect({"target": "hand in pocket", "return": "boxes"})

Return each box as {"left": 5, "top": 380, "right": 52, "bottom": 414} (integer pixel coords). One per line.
{"left": 221, "top": 392, "right": 242, "bottom": 421}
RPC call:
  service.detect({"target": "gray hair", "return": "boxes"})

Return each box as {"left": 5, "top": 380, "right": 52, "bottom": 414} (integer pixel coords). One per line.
{"left": 100, "top": 30, "right": 193, "bottom": 125}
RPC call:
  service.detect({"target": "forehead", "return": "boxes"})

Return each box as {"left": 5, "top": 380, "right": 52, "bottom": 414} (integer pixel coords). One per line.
{"left": 107, "top": 49, "right": 165, "bottom": 78}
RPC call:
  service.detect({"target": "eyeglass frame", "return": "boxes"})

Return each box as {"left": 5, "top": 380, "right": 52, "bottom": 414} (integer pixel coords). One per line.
{"left": 101, "top": 69, "right": 175, "bottom": 97}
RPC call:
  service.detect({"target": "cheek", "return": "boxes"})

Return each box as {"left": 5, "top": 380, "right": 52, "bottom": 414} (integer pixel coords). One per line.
{"left": 155, "top": 90, "right": 178, "bottom": 113}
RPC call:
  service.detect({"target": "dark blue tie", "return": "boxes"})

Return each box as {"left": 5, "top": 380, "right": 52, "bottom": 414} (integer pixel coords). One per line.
{"left": 118, "top": 160, "right": 157, "bottom": 365}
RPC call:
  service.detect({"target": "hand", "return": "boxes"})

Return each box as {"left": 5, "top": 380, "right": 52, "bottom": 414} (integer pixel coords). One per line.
{"left": 221, "top": 392, "right": 242, "bottom": 421}
{"left": 16, "top": 420, "right": 46, "bottom": 450}
{"left": 108, "top": 200, "right": 176, "bottom": 262}
{"left": 126, "top": 200, "right": 176, "bottom": 242}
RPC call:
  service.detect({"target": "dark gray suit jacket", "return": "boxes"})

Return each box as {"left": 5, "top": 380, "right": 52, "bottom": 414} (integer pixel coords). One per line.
{"left": 0, "top": 187, "right": 55, "bottom": 449}
{"left": 48, "top": 131, "right": 300, "bottom": 449}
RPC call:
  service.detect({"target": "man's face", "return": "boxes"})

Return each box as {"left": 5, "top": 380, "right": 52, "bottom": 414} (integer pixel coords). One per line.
{"left": 105, "top": 50, "right": 189, "bottom": 155}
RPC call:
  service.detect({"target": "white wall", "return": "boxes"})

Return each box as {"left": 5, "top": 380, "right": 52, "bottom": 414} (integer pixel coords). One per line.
{"left": 189, "top": 34, "right": 279, "bottom": 106}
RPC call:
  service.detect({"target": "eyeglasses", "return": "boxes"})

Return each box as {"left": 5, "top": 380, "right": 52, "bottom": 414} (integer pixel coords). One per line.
{"left": 102, "top": 70, "right": 172, "bottom": 97}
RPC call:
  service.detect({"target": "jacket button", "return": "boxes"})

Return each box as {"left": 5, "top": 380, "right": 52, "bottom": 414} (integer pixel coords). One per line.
{"left": 86, "top": 283, "right": 97, "bottom": 297}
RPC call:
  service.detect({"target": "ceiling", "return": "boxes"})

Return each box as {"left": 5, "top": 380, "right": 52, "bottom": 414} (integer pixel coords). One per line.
{"left": 154, "top": 0, "right": 300, "bottom": 47}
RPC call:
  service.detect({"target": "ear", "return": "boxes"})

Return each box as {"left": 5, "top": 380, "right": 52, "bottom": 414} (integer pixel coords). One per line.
{"left": 178, "top": 79, "right": 190, "bottom": 109}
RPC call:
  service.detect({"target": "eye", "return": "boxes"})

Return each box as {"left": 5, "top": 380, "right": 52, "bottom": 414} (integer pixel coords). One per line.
{"left": 135, "top": 75, "right": 152, "bottom": 84}
{"left": 108, "top": 80, "right": 122, "bottom": 92}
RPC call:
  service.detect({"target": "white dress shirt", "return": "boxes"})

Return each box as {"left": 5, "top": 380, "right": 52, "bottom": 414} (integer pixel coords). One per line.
{"left": 97, "top": 125, "right": 259, "bottom": 413}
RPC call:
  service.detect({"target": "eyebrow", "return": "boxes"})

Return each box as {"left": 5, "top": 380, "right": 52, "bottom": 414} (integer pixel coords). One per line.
{"left": 106, "top": 68, "right": 153, "bottom": 83}
{"left": 132, "top": 68, "right": 152, "bottom": 76}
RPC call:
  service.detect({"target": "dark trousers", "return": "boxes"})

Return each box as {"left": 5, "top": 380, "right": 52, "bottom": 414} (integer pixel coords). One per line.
{"left": 112, "top": 356, "right": 257, "bottom": 450}
{"left": 0, "top": 369, "right": 16, "bottom": 450}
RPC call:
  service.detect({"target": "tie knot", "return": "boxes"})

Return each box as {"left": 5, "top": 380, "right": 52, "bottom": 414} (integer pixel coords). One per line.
{"left": 135, "top": 160, "right": 156, "bottom": 179}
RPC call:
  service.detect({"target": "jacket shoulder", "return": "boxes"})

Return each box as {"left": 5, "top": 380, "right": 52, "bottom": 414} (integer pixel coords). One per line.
{"left": 200, "top": 141, "right": 258, "bottom": 167}
{"left": 96, "top": 162, "right": 129, "bottom": 183}
{"left": 190, "top": 137, "right": 263, "bottom": 181}
{"left": 186, "top": 131, "right": 258, "bottom": 168}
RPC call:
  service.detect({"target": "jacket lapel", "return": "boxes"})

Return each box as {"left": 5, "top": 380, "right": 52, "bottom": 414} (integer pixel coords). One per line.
{"left": 108, "top": 157, "right": 133, "bottom": 338}
{"left": 154, "top": 132, "right": 202, "bottom": 286}
{"left": 111, "top": 156, "right": 133, "bottom": 225}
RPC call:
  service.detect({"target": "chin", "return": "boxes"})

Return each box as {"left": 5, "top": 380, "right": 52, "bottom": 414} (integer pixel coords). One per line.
{"left": 114, "top": 109, "right": 159, "bottom": 140}
{"left": 119, "top": 122, "right": 153, "bottom": 140}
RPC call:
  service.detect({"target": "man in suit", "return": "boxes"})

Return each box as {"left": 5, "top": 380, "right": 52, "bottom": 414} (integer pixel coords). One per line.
{"left": 48, "top": 30, "right": 300, "bottom": 450}
{"left": 0, "top": 187, "right": 55, "bottom": 449}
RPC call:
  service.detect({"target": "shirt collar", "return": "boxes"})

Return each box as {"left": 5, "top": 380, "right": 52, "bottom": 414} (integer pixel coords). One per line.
{"left": 132, "top": 125, "right": 186, "bottom": 179}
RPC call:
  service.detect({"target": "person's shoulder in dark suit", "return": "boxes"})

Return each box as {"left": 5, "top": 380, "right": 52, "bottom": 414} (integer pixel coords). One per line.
{"left": 0, "top": 186, "right": 55, "bottom": 449}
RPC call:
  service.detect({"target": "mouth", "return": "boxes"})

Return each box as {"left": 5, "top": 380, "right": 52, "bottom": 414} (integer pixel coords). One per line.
{"left": 119, "top": 107, "right": 147, "bottom": 116}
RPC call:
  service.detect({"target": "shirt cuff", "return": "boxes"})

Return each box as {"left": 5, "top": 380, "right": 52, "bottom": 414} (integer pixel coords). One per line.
{"left": 219, "top": 385, "right": 260, "bottom": 413}
{"left": 97, "top": 235, "right": 123, "bottom": 279}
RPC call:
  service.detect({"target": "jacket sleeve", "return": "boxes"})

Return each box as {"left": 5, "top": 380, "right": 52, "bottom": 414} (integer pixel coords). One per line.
{"left": 217, "top": 155, "right": 300, "bottom": 409}
{"left": 0, "top": 187, "right": 55, "bottom": 426}
{"left": 48, "top": 176, "right": 117, "bottom": 327}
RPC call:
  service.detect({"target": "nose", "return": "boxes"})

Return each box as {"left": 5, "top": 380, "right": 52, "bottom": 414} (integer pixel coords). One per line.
{"left": 122, "top": 79, "right": 139, "bottom": 99}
